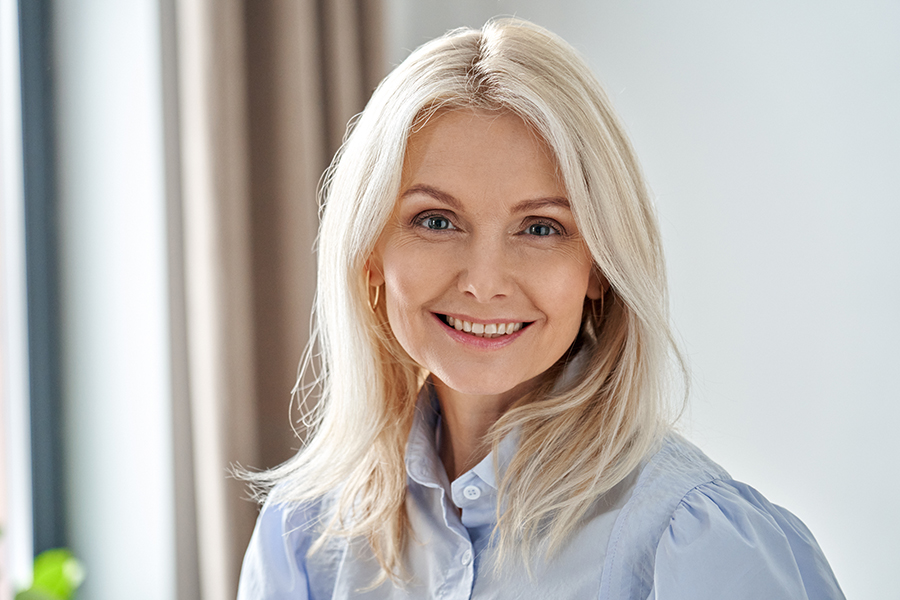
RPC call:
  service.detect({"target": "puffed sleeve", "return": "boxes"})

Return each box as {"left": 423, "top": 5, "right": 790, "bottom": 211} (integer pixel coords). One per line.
{"left": 237, "top": 497, "right": 315, "bottom": 600}
{"left": 650, "top": 480, "right": 845, "bottom": 600}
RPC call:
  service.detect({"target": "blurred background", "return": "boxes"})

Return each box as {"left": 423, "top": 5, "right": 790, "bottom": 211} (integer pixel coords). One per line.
{"left": 1, "top": 1, "right": 896, "bottom": 598}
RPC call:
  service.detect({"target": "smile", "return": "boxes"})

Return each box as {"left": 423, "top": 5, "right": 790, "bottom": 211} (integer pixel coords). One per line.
{"left": 438, "top": 315, "right": 527, "bottom": 338}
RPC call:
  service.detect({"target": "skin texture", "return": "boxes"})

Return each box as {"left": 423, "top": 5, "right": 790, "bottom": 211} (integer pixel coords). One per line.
{"left": 370, "top": 108, "right": 601, "bottom": 480}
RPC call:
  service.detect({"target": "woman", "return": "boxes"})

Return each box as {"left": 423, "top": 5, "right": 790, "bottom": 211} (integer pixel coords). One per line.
{"left": 238, "top": 18, "right": 843, "bottom": 599}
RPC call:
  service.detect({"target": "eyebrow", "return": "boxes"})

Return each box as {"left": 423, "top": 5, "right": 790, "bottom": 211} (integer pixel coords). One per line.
{"left": 401, "top": 184, "right": 571, "bottom": 213}
{"left": 402, "top": 184, "right": 462, "bottom": 210}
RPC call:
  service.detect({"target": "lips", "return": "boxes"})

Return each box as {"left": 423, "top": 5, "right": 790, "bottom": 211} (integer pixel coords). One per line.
{"left": 437, "top": 314, "right": 528, "bottom": 338}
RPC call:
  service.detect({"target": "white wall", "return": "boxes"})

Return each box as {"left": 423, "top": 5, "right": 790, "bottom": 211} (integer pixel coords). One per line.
{"left": 385, "top": 2, "right": 900, "bottom": 598}
{"left": 0, "top": 0, "right": 33, "bottom": 591}
{"left": 52, "top": 1, "right": 176, "bottom": 598}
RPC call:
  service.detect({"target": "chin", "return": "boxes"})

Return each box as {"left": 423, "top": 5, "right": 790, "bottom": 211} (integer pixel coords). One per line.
{"left": 453, "top": 384, "right": 520, "bottom": 397}
{"left": 433, "top": 370, "right": 534, "bottom": 399}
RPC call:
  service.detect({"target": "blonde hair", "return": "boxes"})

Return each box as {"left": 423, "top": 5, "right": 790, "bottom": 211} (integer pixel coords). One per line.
{"left": 251, "top": 17, "right": 685, "bottom": 582}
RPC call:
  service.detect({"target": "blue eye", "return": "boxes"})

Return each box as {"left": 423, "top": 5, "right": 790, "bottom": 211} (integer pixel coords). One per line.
{"left": 526, "top": 222, "right": 558, "bottom": 236}
{"left": 423, "top": 215, "right": 453, "bottom": 230}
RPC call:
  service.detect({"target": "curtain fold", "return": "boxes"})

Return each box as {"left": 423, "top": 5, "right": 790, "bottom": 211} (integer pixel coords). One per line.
{"left": 172, "top": 1, "right": 385, "bottom": 597}
{"left": 245, "top": 0, "right": 386, "bottom": 472}
{"left": 175, "top": 1, "right": 258, "bottom": 598}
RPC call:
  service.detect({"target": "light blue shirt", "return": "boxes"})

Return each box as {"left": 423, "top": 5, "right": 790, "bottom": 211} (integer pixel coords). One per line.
{"left": 238, "top": 398, "right": 844, "bottom": 599}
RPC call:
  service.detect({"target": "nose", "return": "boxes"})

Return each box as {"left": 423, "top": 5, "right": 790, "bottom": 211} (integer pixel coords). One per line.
{"left": 456, "top": 236, "right": 515, "bottom": 302}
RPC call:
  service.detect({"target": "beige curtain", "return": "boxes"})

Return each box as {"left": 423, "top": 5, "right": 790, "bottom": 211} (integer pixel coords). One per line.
{"left": 244, "top": 0, "right": 385, "bottom": 471}
{"left": 172, "top": 1, "right": 385, "bottom": 598}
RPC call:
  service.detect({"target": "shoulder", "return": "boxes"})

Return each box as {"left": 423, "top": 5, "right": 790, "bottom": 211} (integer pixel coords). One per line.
{"left": 599, "top": 433, "right": 844, "bottom": 600}
{"left": 237, "top": 491, "right": 333, "bottom": 600}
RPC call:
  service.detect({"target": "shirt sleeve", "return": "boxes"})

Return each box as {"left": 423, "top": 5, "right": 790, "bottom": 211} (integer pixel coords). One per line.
{"left": 237, "top": 497, "right": 314, "bottom": 600}
{"left": 650, "top": 480, "right": 845, "bottom": 600}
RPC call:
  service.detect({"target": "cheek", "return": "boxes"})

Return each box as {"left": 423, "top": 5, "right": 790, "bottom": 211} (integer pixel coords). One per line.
{"left": 380, "top": 244, "right": 450, "bottom": 354}
{"left": 549, "top": 287, "right": 589, "bottom": 335}
{"left": 532, "top": 254, "right": 593, "bottom": 326}
{"left": 381, "top": 244, "right": 442, "bottom": 305}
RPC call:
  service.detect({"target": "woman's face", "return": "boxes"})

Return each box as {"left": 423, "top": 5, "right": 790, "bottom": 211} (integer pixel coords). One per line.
{"left": 370, "top": 108, "right": 601, "bottom": 401}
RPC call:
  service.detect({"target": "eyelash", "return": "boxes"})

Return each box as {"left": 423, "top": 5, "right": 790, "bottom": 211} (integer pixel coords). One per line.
{"left": 411, "top": 212, "right": 567, "bottom": 237}
{"left": 413, "top": 212, "right": 457, "bottom": 231}
{"left": 521, "top": 218, "right": 565, "bottom": 237}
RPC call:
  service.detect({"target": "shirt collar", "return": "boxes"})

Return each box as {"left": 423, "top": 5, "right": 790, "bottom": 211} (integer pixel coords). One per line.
{"left": 469, "top": 427, "right": 518, "bottom": 491}
{"left": 405, "top": 382, "right": 449, "bottom": 490}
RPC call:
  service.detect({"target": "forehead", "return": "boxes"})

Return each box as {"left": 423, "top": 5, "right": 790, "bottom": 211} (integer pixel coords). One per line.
{"left": 400, "top": 108, "right": 565, "bottom": 204}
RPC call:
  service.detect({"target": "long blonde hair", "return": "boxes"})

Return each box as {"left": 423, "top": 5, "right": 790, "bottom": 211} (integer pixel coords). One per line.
{"left": 251, "top": 17, "right": 685, "bottom": 582}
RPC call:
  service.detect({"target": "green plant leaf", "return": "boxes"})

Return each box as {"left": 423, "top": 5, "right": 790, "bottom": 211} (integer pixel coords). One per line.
{"left": 29, "top": 549, "right": 85, "bottom": 600}
{"left": 15, "top": 589, "right": 57, "bottom": 600}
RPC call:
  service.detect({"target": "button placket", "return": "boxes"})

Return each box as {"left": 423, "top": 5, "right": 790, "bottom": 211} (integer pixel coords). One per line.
{"left": 460, "top": 548, "right": 473, "bottom": 566}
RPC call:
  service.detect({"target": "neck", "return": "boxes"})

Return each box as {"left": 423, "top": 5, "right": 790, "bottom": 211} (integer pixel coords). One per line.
{"left": 433, "top": 377, "right": 533, "bottom": 481}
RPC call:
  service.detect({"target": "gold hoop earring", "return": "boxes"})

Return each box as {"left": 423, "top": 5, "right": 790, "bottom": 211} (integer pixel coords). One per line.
{"left": 591, "top": 287, "right": 606, "bottom": 328}
{"left": 366, "top": 268, "right": 380, "bottom": 312}
{"left": 599, "top": 287, "right": 605, "bottom": 320}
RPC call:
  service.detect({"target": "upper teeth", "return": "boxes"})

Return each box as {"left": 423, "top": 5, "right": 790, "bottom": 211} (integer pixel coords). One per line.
{"left": 446, "top": 316, "right": 523, "bottom": 337}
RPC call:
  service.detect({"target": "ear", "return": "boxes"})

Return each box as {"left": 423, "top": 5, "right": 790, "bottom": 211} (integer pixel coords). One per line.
{"left": 586, "top": 268, "right": 605, "bottom": 300}
{"left": 365, "top": 251, "right": 385, "bottom": 287}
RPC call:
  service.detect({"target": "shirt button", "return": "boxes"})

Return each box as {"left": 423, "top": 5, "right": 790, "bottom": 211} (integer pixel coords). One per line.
{"left": 463, "top": 485, "right": 481, "bottom": 500}
{"left": 461, "top": 549, "right": 473, "bottom": 566}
